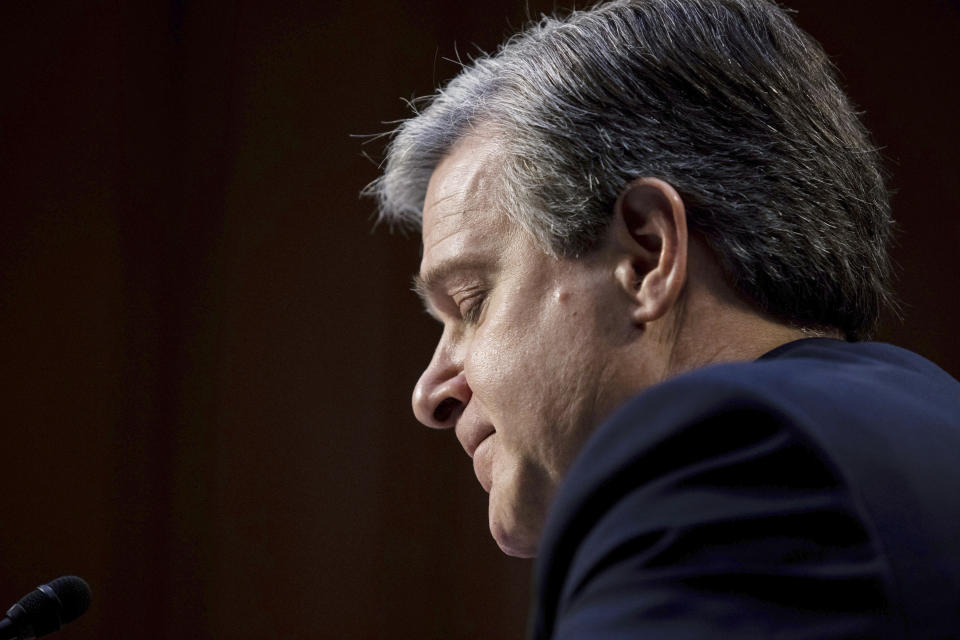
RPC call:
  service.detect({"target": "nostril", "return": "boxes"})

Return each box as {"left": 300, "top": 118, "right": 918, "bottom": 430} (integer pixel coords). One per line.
{"left": 433, "top": 397, "right": 462, "bottom": 424}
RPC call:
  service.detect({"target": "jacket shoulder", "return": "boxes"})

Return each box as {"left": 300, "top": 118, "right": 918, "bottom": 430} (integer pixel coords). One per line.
{"left": 531, "top": 340, "right": 960, "bottom": 639}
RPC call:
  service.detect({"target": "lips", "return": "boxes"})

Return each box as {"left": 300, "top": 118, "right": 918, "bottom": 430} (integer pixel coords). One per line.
{"left": 457, "top": 424, "right": 496, "bottom": 492}
{"left": 472, "top": 434, "right": 495, "bottom": 493}
{"left": 457, "top": 424, "right": 495, "bottom": 459}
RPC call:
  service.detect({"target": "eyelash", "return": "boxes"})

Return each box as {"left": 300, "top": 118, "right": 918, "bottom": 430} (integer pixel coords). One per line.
{"left": 459, "top": 293, "right": 487, "bottom": 325}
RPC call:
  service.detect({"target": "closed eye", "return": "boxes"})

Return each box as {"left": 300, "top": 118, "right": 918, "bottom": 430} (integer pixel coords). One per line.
{"left": 459, "top": 292, "right": 487, "bottom": 325}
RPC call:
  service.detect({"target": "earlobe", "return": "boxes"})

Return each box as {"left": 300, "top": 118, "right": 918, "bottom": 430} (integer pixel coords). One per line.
{"left": 611, "top": 177, "right": 688, "bottom": 325}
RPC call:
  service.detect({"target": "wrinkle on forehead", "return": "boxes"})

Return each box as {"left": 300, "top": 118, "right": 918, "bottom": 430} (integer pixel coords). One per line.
{"left": 424, "top": 134, "right": 504, "bottom": 228}
{"left": 415, "top": 134, "right": 514, "bottom": 322}
{"left": 422, "top": 190, "right": 462, "bottom": 218}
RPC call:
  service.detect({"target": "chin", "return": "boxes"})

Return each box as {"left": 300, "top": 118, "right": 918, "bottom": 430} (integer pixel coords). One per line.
{"left": 489, "top": 499, "right": 542, "bottom": 558}
{"left": 487, "top": 464, "right": 555, "bottom": 557}
{"left": 492, "top": 526, "right": 539, "bottom": 558}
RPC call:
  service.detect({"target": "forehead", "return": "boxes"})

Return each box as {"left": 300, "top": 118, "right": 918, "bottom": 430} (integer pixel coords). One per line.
{"left": 420, "top": 134, "right": 514, "bottom": 273}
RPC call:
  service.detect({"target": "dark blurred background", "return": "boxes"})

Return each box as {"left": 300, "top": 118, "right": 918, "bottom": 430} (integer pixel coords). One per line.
{"left": 1, "top": 1, "right": 957, "bottom": 638}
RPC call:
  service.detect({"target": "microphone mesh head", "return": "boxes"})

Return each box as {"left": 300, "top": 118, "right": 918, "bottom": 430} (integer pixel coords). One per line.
{"left": 47, "top": 576, "right": 92, "bottom": 623}
{"left": 16, "top": 575, "right": 93, "bottom": 636}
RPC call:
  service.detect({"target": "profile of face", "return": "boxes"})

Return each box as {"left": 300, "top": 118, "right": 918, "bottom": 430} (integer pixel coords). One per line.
{"left": 411, "top": 134, "right": 685, "bottom": 557}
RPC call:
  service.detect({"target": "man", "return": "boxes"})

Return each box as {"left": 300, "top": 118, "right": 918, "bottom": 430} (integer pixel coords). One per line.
{"left": 366, "top": 0, "right": 960, "bottom": 636}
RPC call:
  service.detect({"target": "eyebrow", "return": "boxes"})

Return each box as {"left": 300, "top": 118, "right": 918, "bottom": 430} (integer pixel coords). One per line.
{"left": 412, "top": 257, "right": 493, "bottom": 317}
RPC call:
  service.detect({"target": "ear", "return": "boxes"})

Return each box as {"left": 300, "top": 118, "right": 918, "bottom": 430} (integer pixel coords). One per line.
{"left": 610, "top": 177, "right": 688, "bottom": 325}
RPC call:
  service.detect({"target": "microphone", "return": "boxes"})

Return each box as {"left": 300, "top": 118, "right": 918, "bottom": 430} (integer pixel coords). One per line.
{"left": 0, "top": 576, "right": 91, "bottom": 640}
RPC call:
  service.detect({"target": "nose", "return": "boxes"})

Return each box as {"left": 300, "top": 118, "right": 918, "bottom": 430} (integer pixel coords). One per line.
{"left": 412, "top": 346, "right": 472, "bottom": 429}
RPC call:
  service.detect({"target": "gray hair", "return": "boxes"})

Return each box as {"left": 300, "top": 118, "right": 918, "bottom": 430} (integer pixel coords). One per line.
{"left": 364, "top": 0, "right": 894, "bottom": 340}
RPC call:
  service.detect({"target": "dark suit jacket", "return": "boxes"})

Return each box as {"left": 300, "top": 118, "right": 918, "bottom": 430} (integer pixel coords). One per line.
{"left": 530, "top": 339, "right": 960, "bottom": 639}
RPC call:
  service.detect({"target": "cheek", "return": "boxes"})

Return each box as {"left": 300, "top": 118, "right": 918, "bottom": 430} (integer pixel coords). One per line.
{"left": 467, "top": 309, "right": 586, "bottom": 433}
{"left": 464, "top": 310, "right": 554, "bottom": 425}
{"left": 465, "top": 321, "right": 531, "bottom": 411}
{"left": 463, "top": 274, "right": 609, "bottom": 437}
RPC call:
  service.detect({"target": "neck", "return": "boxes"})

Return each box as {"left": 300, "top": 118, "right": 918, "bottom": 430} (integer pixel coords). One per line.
{"left": 654, "top": 237, "right": 841, "bottom": 381}
{"left": 665, "top": 311, "right": 823, "bottom": 380}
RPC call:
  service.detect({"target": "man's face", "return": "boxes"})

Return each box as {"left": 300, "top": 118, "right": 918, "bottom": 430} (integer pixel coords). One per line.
{"left": 412, "top": 134, "right": 635, "bottom": 557}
